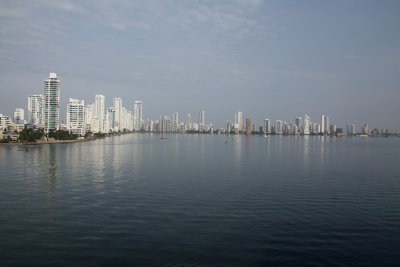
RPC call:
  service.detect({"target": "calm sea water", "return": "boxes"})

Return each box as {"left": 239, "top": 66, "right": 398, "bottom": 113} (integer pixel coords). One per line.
{"left": 0, "top": 134, "right": 399, "bottom": 266}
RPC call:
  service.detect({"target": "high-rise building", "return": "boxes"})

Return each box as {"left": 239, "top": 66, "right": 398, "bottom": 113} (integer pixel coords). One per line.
{"left": 264, "top": 119, "right": 271, "bottom": 133}
{"left": 246, "top": 118, "right": 251, "bottom": 135}
{"left": 133, "top": 100, "right": 143, "bottom": 131}
{"left": 95, "top": 95, "right": 105, "bottom": 132}
{"left": 275, "top": 120, "right": 283, "bottom": 134}
{"left": 13, "top": 108, "right": 24, "bottom": 124}
{"left": 28, "top": 95, "right": 43, "bottom": 127}
{"left": 324, "top": 116, "right": 330, "bottom": 134}
{"left": 113, "top": 98, "right": 123, "bottom": 131}
{"left": 66, "top": 98, "right": 85, "bottom": 136}
{"left": 105, "top": 107, "right": 115, "bottom": 132}
{"left": 185, "top": 113, "right": 191, "bottom": 131}
{"left": 234, "top": 111, "right": 243, "bottom": 132}
{"left": 346, "top": 124, "right": 351, "bottom": 135}
{"left": 161, "top": 115, "right": 171, "bottom": 133}
{"left": 43, "top": 73, "right": 60, "bottom": 133}
{"left": 172, "top": 112, "right": 179, "bottom": 132}
{"left": 303, "top": 114, "right": 310, "bottom": 135}
{"left": 351, "top": 124, "right": 356, "bottom": 135}
{"left": 362, "top": 123, "right": 369, "bottom": 135}
{"left": 199, "top": 110, "right": 205, "bottom": 132}
{"left": 321, "top": 115, "right": 325, "bottom": 134}
{"left": 330, "top": 124, "right": 336, "bottom": 134}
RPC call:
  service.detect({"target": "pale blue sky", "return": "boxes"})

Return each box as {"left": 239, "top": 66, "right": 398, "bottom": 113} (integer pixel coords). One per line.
{"left": 0, "top": 0, "right": 399, "bottom": 130}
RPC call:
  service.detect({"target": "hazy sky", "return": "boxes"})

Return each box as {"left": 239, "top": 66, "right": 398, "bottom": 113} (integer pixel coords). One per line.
{"left": 1, "top": 0, "right": 399, "bottom": 130}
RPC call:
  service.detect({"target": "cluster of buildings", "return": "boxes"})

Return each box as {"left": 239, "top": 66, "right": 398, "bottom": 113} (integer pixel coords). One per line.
{"left": 0, "top": 73, "right": 144, "bottom": 138}
{"left": 0, "top": 73, "right": 393, "bottom": 140}
{"left": 142, "top": 111, "right": 214, "bottom": 133}
{"left": 222, "top": 112, "right": 389, "bottom": 136}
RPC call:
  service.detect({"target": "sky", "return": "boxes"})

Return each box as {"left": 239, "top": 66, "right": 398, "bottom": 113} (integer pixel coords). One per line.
{"left": 0, "top": 0, "right": 399, "bottom": 131}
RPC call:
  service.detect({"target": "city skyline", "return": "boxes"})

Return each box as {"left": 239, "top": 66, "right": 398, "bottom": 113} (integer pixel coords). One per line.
{"left": 0, "top": 1, "right": 399, "bottom": 130}
{"left": 0, "top": 72, "right": 393, "bottom": 136}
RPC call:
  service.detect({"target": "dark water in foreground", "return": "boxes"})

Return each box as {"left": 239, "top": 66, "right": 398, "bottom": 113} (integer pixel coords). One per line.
{"left": 0, "top": 134, "right": 399, "bottom": 266}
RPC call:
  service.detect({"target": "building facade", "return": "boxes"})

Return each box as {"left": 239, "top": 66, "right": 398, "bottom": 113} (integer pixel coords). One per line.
{"left": 28, "top": 95, "right": 43, "bottom": 127}
{"left": 43, "top": 73, "right": 60, "bottom": 133}
{"left": 66, "top": 98, "right": 85, "bottom": 136}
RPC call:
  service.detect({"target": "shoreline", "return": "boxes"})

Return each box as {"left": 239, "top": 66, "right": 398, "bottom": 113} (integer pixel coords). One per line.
{"left": 0, "top": 137, "right": 100, "bottom": 146}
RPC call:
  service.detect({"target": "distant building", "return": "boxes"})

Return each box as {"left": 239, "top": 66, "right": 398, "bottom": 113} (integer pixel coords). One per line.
{"left": 66, "top": 98, "right": 85, "bottom": 136}
{"left": 246, "top": 118, "right": 251, "bottom": 135}
{"left": 324, "top": 116, "right": 330, "bottom": 134}
{"left": 234, "top": 111, "right": 243, "bottom": 132}
{"left": 362, "top": 123, "right": 369, "bottom": 135}
{"left": 275, "top": 120, "right": 283, "bottom": 134}
{"left": 172, "top": 112, "right": 179, "bottom": 132}
{"left": 133, "top": 100, "right": 143, "bottom": 131}
{"left": 28, "top": 95, "right": 43, "bottom": 127}
{"left": 113, "top": 98, "right": 123, "bottom": 131}
{"left": 330, "top": 124, "right": 336, "bottom": 134}
{"left": 303, "top": 114, "right": 310, "bottom": 135}
{"left": 13, "top": 108, "right": 24, "bottom": 124}
{"left": 105, "top": 107, "right": 115, "bottom": 132}
{"left": 0, "top": 114, "right": 13, "bottom": 127}
{"left": 264, "top": 119, "right": 271, "bottom": 133}
{"left": 43, "top": 73, "right": 60, "bottom": 133}
{"left": 95, "top": 94, "right": 105, "bottom": 132}
{"left": 199, "top": 110, "right": 205, "bottom": 132}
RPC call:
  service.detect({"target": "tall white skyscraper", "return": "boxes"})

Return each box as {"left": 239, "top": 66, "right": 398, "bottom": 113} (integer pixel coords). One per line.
{"left": 234, "top": 111, "right": 243, "bottom": 131}
{"left": 106, "top": 107, "right": 115, "bottom": 132}
{"left": 303, "top": 114, "right": 310, "bottom": 135}
{"left": 43, "top": 73, "right": 60, "bottom": 133}
{"left": 133, "top": 100, "right": 143, "bottom": 131}
{"left": 321, "top": 115, "right": 325, "bottom": 134}
{"left": 186, "top": 113, "right": 191, "bottom": 131}
{"left": 95, "top": 94, "right": 105, "bottom": 132}
{"left": 28, "top": 95, "right": 43, "bottom": 127}
{"left": 172, "top": 112, "right": 179, "bottom": 132}
{"left": 275, "top": 120, "right": 283, "bottom": 134}
{"left": 199, "top": 110, "right": 205, "bottom": 131}
{"left": 13, "top": 108, "right": 24, "bottom": 124}
{"left": 66, "top": 98, "right": 85, "bottom": 136}
{"left": 113, "top": 98, "right": 123, "bottom": 131}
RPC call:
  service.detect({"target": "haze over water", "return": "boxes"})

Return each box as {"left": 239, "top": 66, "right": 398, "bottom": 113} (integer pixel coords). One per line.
{"left": 0, "top": 135, "right": 399, "bottom": 265}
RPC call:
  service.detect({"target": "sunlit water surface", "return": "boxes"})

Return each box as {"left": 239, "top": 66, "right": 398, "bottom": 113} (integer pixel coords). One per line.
{"left": 0, "top": 134, "right": 399, "bottom": 266}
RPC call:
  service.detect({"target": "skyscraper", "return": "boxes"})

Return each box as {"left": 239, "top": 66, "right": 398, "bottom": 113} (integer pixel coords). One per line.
{"left": 95, "top": 94, "right": 105, "bottom": 132}
{"left": 133, "top": 101, "right": 143, "bottom": 131}
{"left": 275, "top": 120, "right": 283, "bottom": 134}
{"left": 43, "top": 73, "right": 60, "bottom": 133}
{"left": 113, "top": 98, "right": 123, "bottom": 131}
{"left": 324, "top": 116, "right": 330, "bottom": 134}
{"left": 295, "top": 117, "right": 303, "bottom": 134}
{"left": 303, "top": 114, "right": 310, "bottom": 135}
{"left": 199, "top": 110, "right": 205, "bottom": 132}
{"left": 264, "top": 119, "right": 271, "bottom": 133}
{"left": 362, "top": 123, "right": 369, "bottom": 135}
{"left": 321, "top": 115, "right": 325, "bottom": 134}
{"left": 106, "top": 107, "right": 115, "bottom": 132}
{"left": 66, "top": 98, "right": 85, "bottom": 136}
{"left": 172, "top": 112, "right": 179, "bottom": 132}
{"left": 28, "top": 95, "right": 43, "bottom": 127}
{"left": 246, "top": 118, "right": 251, "bottom": 135}
{"left": 234, "top": 111, "right": 243, "bottom": 132}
